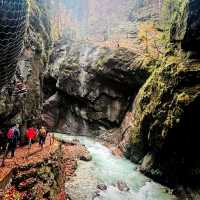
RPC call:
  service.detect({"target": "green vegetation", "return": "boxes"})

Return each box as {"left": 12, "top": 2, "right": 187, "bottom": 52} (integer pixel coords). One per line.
{"left": 128, "top": 2, "right": 200, "bottom": 184}
{"left": 160, "top": 0, "right": 180, "bottom": 30}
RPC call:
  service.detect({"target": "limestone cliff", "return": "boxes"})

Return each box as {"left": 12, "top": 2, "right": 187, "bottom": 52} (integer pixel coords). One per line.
{"left": 42, "top": 41, "right": 149, "bottom": 135}
{"left": 1, "top": 0, "right": 200, "bottom": 193}
{"left": 126, "top": 0, "right": 200, "bottom": 187}
{"left": 170, "top": 0, "right": 200, "bottom": 52}
{"left": 0, "top": 0, "right": 52, "bottom": 128}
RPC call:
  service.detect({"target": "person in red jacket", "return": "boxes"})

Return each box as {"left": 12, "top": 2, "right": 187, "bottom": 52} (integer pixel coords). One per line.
{"left": 26, "top": 127, "right": 37, "bottom": 149}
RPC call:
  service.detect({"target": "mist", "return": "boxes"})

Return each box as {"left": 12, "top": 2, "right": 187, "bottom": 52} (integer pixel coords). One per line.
{"left": 39, "top": 0, "right": 161, "bottom": 48}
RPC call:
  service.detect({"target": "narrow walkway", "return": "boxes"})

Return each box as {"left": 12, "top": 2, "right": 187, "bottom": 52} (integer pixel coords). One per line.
{"left": 0, "top": 136, "right": 59, "bottom": 187}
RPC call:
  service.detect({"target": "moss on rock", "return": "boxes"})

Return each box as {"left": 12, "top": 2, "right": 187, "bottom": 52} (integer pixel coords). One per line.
{"left": 170, "top": 0, "right": 200, "bottom": 52}
{"left": 128, "top": 58, "right": 200, "bottom": 185}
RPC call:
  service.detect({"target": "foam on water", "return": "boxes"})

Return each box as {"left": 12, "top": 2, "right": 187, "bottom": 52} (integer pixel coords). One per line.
{"left": 56, "top": 134, "right": 177, "bottom": 200}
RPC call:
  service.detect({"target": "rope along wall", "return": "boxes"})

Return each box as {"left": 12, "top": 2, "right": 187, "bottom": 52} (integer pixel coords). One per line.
{"left": 0, "top": 0, "right": 28, "bottom": 89}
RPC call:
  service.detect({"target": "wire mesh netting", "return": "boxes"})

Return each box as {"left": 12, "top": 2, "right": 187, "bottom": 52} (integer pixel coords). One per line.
{"left": 0, "top": 0, "right": 28, "bottom": 89}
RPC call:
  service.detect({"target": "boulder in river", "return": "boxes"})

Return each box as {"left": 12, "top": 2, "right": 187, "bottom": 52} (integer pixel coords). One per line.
{"left": 80, "top": 154, "right": 92, "bottom": 162}
{"left": 113, "top": 181, "right": 130, "bottom": 192}
{"left": 97, "top": 184, "right": 107, "bottom": 191}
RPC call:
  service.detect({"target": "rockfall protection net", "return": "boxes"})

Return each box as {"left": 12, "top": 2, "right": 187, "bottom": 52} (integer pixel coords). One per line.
{"left": 0, "top": 0, "right": 28, "bottom": 89}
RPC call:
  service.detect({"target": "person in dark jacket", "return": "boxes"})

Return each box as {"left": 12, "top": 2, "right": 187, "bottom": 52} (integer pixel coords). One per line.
{"left": 0, "top": 129, "right": 4, "bottom": 153}
{"left": 0, "top": 128, "right": 7, "bottom": 150}
{"left": 5, "top": 124, "right": 20, "bottom": 158}
{"left": 38, "top": 126, "right": 47, "bottom": 149}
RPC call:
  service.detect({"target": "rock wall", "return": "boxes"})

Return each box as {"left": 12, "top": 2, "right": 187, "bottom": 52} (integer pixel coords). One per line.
{"left": 128, "top": 0, "right": 162, "bottom": 22}
{"left": 128, "top": 61, "right": 200, "bottom": 185}
{"left": 170, "top": 0, "right": 200, "bottom": 52}
{"left": 42, "top": 41, "right": 149, "bottom": 135}
{"left": 2, "top": 0, "right": 200, "bottom": 190}
{"left": 0, "top": 0, "right": 52, "bottom": 129}
{"left": 126, "top": 0, "right": 200, "bottom": 187}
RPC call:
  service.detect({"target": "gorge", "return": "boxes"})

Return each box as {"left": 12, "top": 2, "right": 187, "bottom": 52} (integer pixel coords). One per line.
{"left": 0, "top": 0, "right": 200, "bottom": 199}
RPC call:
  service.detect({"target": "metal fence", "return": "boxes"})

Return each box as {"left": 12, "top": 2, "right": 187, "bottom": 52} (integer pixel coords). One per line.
{"left": 0, "top": 0, "right": 28, "bottom": 89}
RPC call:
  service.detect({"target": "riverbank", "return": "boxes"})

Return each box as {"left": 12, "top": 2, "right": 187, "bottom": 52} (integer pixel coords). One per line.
{"left": 0, "top": 136, "right": 92, "bottom": 200}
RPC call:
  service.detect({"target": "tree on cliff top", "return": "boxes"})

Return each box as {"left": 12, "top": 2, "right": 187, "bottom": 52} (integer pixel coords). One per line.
{"left": 138, "top": 21, "right": 164, "bottom": 61}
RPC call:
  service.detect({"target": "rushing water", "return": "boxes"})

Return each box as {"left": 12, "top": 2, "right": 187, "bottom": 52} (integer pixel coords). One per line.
{"left": 55, "top": 134, "right": 177, "bottom": 200}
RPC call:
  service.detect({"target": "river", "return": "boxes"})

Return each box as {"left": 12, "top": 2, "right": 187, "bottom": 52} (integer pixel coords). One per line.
{"left": 55, "top": 134, "right": 177, "bottom": 200}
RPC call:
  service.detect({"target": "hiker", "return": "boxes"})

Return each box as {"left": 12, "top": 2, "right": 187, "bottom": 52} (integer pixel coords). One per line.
{"left": 1, "top": 128, "right": 8, "bottom": 166}
{"left": 0, "top": 128, "right": 4, "bottom": 153}
{"left": 38, "top": 126, "right": 47, "bottom": 149}
{"left": 5, "top": 124, "right": 20, "bottom": 158}
{"left": 26, "top": 127, "right": 37, "bottom": 149}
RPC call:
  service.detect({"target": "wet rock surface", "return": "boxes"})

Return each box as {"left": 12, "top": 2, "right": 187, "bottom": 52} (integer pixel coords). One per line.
{"left": 113, "top": 181, "right": 130, "bottom": 192}
{"left": 94, "top": 182, "right": 130, "bottom": 199}
{"left": 43, "top": 41, "right": 149, "bottom": 135}
{"left": 97, "top": 184, "right": 107, "bottom": 191}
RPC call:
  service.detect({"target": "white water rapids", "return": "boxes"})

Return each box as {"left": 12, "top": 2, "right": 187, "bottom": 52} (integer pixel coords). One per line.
{"left": 55, "top": 134, "right": 177, "bottom": 200}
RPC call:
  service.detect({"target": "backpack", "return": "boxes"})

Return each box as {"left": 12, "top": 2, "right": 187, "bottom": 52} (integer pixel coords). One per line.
{"left": 7, "top": 128, "right": 14, "bottom": 139}
{"left": 39, "top": 128, "right": 46, "bottom": 137}
{"left": 0, "top": 129, "right": 3, "bottom": 138}
{"left": 26, "top": 128, "right": 36, "bottom": 140}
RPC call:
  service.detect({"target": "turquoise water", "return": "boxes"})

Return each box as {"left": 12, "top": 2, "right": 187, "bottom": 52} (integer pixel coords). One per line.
{"left": 56, "top": 134, "right": 177, "bottom": 200}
